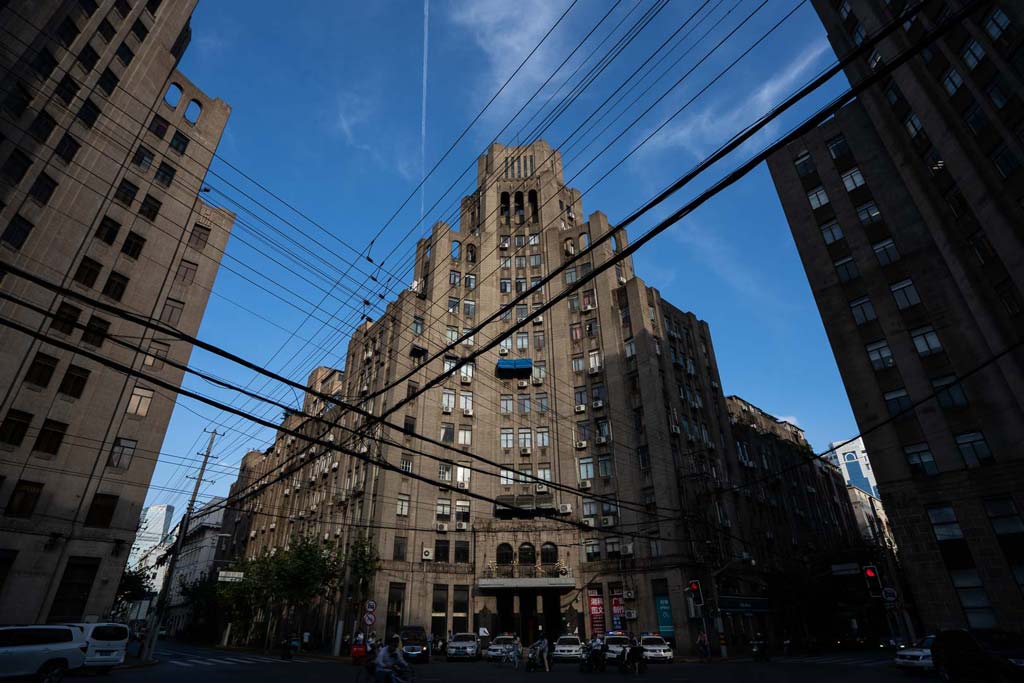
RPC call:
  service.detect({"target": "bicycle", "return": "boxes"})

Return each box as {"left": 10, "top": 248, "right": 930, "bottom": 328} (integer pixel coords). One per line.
{"left": 499, "top": 647, "right": 520, "bottom": 669}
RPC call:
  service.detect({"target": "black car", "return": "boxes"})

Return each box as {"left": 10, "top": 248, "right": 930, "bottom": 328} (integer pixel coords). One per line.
{"left": 400, "top": 626, "right": 430, "bottom": 663}
{"left": 932, "top": 629, "right": 1024, "bottom": 682}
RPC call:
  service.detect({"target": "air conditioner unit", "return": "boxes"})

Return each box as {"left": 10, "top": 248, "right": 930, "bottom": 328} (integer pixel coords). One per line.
{"left": 310, "top": 503, "right": 318, "bottom": 512}
{"left": 284, "top": 488, "right": 291, "bottom": 497}
{"left": 463, "top": 408, "right": 474, "bottom": 417}
{"left": 671, "top": 425, "right": 681, "bottom": 435}
{"left": 361, "top": 385, "right": 369, "bottom": 394}
{"left": 558, "top": 503, "right": 573, "bottom": 515}
{"left": 623, "top": 590, "right": 635, "bottom": 599}
{"left": 574, "top": 404, "right": 586, "bottom": 414}
{"left": 532, "top": 376, "right": 543, "bottom": 385}
{"left": 249, "top": 531, "right": 256, "bottom": 539}
{"left": 499, "top": 347, "right": 509, "bottom": 356}
{"left": 456, "top": 481, "right": 468, "bottom": 490}
{"left": 622, "top": 543, "right": 634, "bottom": 556}
{"left": 595, "top": 436, "right": 608, "bottom": 445}
{"left": 422, "top": 548, "right": 434, "bottom": 561}
{"left": 460, "top": 375, "right": 472, "bottom": 385}
{"left": 575, "top": 440, "right": 588, "bottom": 449}
{"left": 533, "top": 316, "right": 543, "bottom": 325}
{"left": 520, "top": 447, "right": 532, "bottom": 457}
{"left": 436, "top": 522, "right": 449, "bottom": 533}
{"left": 601, "top": 516, "right": 615, "bottom": 527}
{"left": 327, "top": 434, "right": 335, "bottom": 442}
{"left": 499, "top": 243, "right": 508, "bottom": 250}
{"left": 324, "top": 532, "right": 330, "bottom": 541}
{"left": 617, "top": 275, "right": 627, "bottom": 285}
{"left": 294, "top": 483, "right": 301, "bottom": 490}
{"left": 455, "top": 522, "right": 468, "bottom": 531}
{"left": 582, "top": 304, "right": 595, "bottom": 312}
{"left": 298, "top": 511, "right": 306, "bottom": 519}
{"left": 592, "top": 400, "right": 604, "bottom": 409}
{"left": 584, "top": 518, "right": 595, "bottom": 527}
{"left": 332, "top": 462, "right": 339, "bottom": 470}
{"left": 623, "top": 609, "right": 637, "bottom": 620}
{"left": 535, "top": 484, "right": 549, "bottom": 493}
{"left": 359, "top": 445, "right": 369, "bottom": 453}
{"left": 517, "top": 380, "right": 529, "bottom": 388}
{"left": 588, "top": 367, "right": 600, "bottom": 375}
{"left": 442, "top": 405, "right": 452, "bottom": 414}
{"left": 579, "top": 479, "right": 592, "bottom": 490}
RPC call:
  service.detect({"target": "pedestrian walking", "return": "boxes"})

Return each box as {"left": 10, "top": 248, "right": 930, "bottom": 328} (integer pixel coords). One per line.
{"left": 697, "top": 631, "right": 710, "bottom": 663}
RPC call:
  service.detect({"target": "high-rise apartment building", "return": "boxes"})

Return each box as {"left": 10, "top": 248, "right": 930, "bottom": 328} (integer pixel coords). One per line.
{"left": 228, "top": 141, "right": 863, "bottom": 654}
{"left": 0, "top": 1, "right": 233, "bottom": 623}
{"left": 826, "top": 436, "right": 879, "bottom": 496}
{"left": 128, "top": 503, "right": 174, "bottom": 568}
{"left": 767, "top": 1, "right": 1024, "bottom": 631}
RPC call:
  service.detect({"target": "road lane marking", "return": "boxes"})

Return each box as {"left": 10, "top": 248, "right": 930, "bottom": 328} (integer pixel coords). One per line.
{"left": 169, "top": 661, "right": 193, "bottom": 667}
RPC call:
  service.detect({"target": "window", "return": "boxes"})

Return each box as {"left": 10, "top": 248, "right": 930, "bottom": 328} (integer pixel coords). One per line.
{"left": 794, "top": 152, "right": 815, "bottom": 177}
{"left": 454, "top": 541, "right": 470, "bottom": 564}
{"left": 58, "top": 365, "right": 90, "bottom": 399}
{"left": 131, "top": 18, "right": 149, "bottom": 40}
{"left": 449, "top": 270, "right": 461, "bottom": 286}
{"left": 77, "top": 98, "right": 100, "bottom": 127}
{"left": 56, "top": 74, "right": 80, "bottom": 104}
{"left": 933, "top": 375, "right": 967, "bottom": 409}
{"left": 529, "top": 253, "right": 542, "bottom": 268}
{"left": 841, "top": 167, "right": 865, "bottom": 191}
{"left": 956, "top": 432, "right": 993, "bottom": 467}
{"left": 98, "top": 68, "right": 119, "bottom": 96}
{"left": 58, "top": 17, "right": 81, "bottom": 46}
{"left": 536, "top": 393, "right": 549, "bottom": 414}
{"left": 992, "top": 144, "right": 1022, "bottom": 179}
{"left": 51, "top": 303, "right": 81, "bottom": 336}
{"left": 961, "top": 39, "right": 985, "bottom": 70}
{"left": 174, "top": 260, "right": 197, "bottom": 285}
{"left": 457, "top": 425, "right": 472, "bottom": 446}
{"left": 440, "top": 422, "right": 454, "bottom": 444}
{"left": 579, "top": 457, "right": 594, "bottom": 480}
{"left": 516, "top": 332, "right": 529, "bottom": 350}
{"left": 126, "top": 386, "right": 154, "bottom": 417}
{"left": 142, "top": 341, "right": 168, "bottom": 370}
{"left": 115, "top": 179, "right": 138, "bottom": 205}
{"left": 121, "top": 231, "right": 145, "bottom": 259}
{"left": 851, "top": 22, "right": 866, "bottom": 45}
{"left": 101, "top": 272, "right": 130, "bottom": 301}
{"left": 807, "top": 186, "right": 829, "bottom": 209}
{"left": 132, "top": 145, "right": 155, "bottom": 170}
{"left": 55, "top": 134, "right": 81, "bottom": 163}
{"left": 5, "top": 481, "right": 43, "bottom": 518}
{"left": 500, "top": 428, "right": 514, "bottom": 449}
{"left": 139, "top": 194, "right": 162, "bottom": 220}
{"left": 905, "top": 443, "right": 938, "bottom": 476}
{"left": 517, "top": 394, "right": 531, "bottom": 415}
{"left": 436, "top": 498, "right": 451, "bottom": 521}
{"left": 32, "top": 47, "right": 58, "bottom": 79}
{"left": 34, "top": 419, "right": 68, "bottom": 455}
{"left": 25, "top": 353, "right": 59, "bottom": 388}
{"left": 928, "top": 505, "right": 964, "bottom": 541}
{"left": 834, "top": 257, "right": 859, "bottom": 283}
{"left": 911, "top": 326, "right": 942, "bottom": 356}
{"left": 188, "top": 224, "right": 211, "bottom": 250}
{"left": 500, "top": 467, "right": 514, "bottom": 486}
{"left": 988, "top": 79, "right": 1009, "bottom": 110}
{"left": 28, "top": 111, "right": 57, "bottom": 143}
{"left": 838, "top": 0, "right": 851, "bottom": 19}
{"left": 160, "top": 298, "right": 184, "bottom": 326}
{"left": 0, "top": 410, "right": 33, "bottom": 447}
{"left": 884, "top": 388, "right": 912, "bottom": 417}
{"left": 565, "top": 267, "right": 577, "bottom": 285}
{"left": 891, "top": 279, "right": 921, "bottom": 309}
{"left": 963, "top": 103, "right": 990, "bottom": 135}
{"left": 856, "top": 201, "right": 882, "bottom": 225}
{"left": 866, "top": 340, "right": 895, "bottom": 370}
{"left": 500, "top": 395, "right": 513, "bottom": 415}
{"left": 569, "top": 322, "right": 582, "bottom": 341}
{"left": 585, "top": 541, "right": 601, "bottom": 562}
{"left": 393, "top": 536, "right": 407, "bottom": 561}
{"left": 73, "top": 257, "right": 102, "bottom": 288}
{"left": 77, "top": 44, "right": 99, "bottom": 70}
{"left": 154, "top": 162, "right": 176, "bottom": 187}
{"left": 517, "top": 428, "right": 533, "bottom": 450}
{"left": 84, "top": 494, "right": 118, "bottom": 527}
{"left": 29, "top": 173, "right": 58, "bottom": 205}
{"left": 589, "top": 349, "right": 601, "bottom": 369}
{"left": 108, "top": 438, "right": 137, "bottom": 469}
{"left": 464, "top": 274, "right": 476, "bottom": 290}
{"left": 814, "top": 220, "right": 840, "bottom": 245}
{"left": 403, "top": 416, "right": 416, "bottom": 435}
{"left": 500, "top": 278, "right": 511, "bottom": 293}
{"left": 169, "top": 131, "right": 190, "bottom": 154}
{"left": 396, "top": 494, "right": 410, "bottom": 517}
{"left": 849, "top": 296, "right": 877, "bottom": 325}
{"left": 536, "top": 428, "right": 550, "bottom": 448}
{"left": 984, "top": 7, "right": 1011, "bottom": 40}
{"left": 942, "top": 68, "right": 964, "bottom": 95}
{"left": 873, "top": 238, "right": 900, "bottom": 266}
{"left": 116, "top": 42, "right": 135, "bottom": 66}
{"left": 149, "top": 114, "right": 170, "bottom": 139}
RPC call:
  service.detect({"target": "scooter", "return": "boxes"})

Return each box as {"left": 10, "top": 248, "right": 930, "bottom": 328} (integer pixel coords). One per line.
{"left": 616, "top": 646, "right": 647, "bottom": 675}
{"left": 525, "top": 646, "right": 547, "bottom": 672}
{"left": 579, "top": 644, "right": 606, "bottom": 673}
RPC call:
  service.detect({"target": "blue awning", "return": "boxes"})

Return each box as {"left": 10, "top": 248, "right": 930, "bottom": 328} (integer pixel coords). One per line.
{"left": 495, "top": 358, "right": 533, "bottom": 379}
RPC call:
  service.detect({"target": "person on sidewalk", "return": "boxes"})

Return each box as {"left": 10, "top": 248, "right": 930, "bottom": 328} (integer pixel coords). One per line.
{"left": 697, "top": 631, "right": 711, "bottom": 663}
{"left": 374, "top": 636, "right": 407, "bottom": 683}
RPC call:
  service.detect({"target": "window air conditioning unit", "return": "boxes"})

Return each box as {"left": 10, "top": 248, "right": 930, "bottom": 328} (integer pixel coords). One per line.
{"left": 588, "top": 367, "right": 600, "bottom": 375}
{"left": 584, "top": 517, "right": 595, "bottom": 527}
{"left": 361, "top": 385, "right": 369, "bottom": 394}
{"left": 455, "top": 522, "right": 468, "bottom": 531}
{"left": 463, "top": 408, "right": 474, "bottom": 417}
{"left": 517, "top": 380, "right": 529, "bottom": 389}
{"left": 310, "top": 503, "right": 318, "bottom": 512}
{"left": 623, "top": 590, "right": 635, "bottom": 600}
{"left": 249, "top": 531, "right": 256, "bottom": 539}
{"left": 284, "top": 488, "right": 291, "bottom": 497}
{"left": 327, "top": 434, "right": 335, "bottom": 442}
{"left": 579, "top": 479, "right": 592, "bottom": 490}
{"left": 595, "top": 436, "right": 608, "bottom": 445}
{"left": 533, "top": 316, "right": 543, "bottom": 325}
{"left": 582, "top": 304, "right": 595, "bottom": 312}
{"left": 436, "top": 522, "right": 449, "bottom": 533}
{"left": 575, "top": 440, "right": 588, "bottom": 449}
{"left": 558, "top": 503, "right": 573, "bottom": 515}
{"left": 499, "top": 347, "right": 509, "bottom": 356}
{"left": 324, "top": 532, "right": 330, "bottom": 541}
{"left": 520, "top": 447, "right": 531, "bottom": 456}
{"left": 499, "top": 243, "right": 508, "bottom": 250}
{"left": 298, "top": 511, "right": 306, "bottom": 519}
{"left": 359, "top": 445, "right": 369, "bottom": 453}
{"left": 294, "top": 483, "right": 302, "bottom": 490}
{"left": 623, "top": 609, "right": 637, "bottom": 620}
{"left": 574, "top": 404, "right": 586, "bottom": 414}
{"left": 617, "top": 276, "right": 627, "bottom": 285}
{"left": 456, "top": 481, "right": 468, "bottom": 490}
{"left": 422, "top": 548, "right": 434, "bottom": 561}
{"left": 592, "top": 399, "right": 604, "bottom": 409}
{"left": 332, "top": 462, "right": 339, "bottom": 470}
{"left": 535, "top": 484, "right": 549, "bottom": 493}
{"left": 671, "top": 425, "right": 681, "bottom": 435}
{"left": 532, "top": 376, "right": 543, "bottom": 385}
{"left": 622, "top": 543, "right": 634, "bottom": 557}
{"left": 442, "top": 405, "right": 453, "bottom": 414}
{"left": 460, "top": 375, "right": 472, "bottom": 385}
{"left": 601, "top": 516, "right": 615, "bottom": 527}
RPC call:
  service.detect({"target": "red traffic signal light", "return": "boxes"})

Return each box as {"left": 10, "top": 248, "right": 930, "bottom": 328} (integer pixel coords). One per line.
{"left": 863, "top": 564, "right": 882, "bottom": 597}
{"left": 865, "top": 567, "right": 877, "bottom": 578}
{"left": 687, "top": 579, "right": 704, "bottom": 607}
{"left": 688, "top": 580, "right": 700, "bottom": 592}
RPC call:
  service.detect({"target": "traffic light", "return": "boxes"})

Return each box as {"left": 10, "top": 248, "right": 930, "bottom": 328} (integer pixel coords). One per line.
{"left": 687, "top": 579, "right": 704, "bottom": 606}
{"left": 863, "top": 565, "right": 883, "bottom": 597}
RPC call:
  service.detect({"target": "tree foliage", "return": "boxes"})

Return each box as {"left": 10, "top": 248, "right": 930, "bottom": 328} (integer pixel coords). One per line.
{"left": 111, "top": 565, "right": 153, "bottom": 617}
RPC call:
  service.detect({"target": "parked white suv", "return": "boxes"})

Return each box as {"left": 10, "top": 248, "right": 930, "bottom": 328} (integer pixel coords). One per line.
{"left": 0, "top": 625, "right": 87, "bottom": 683}
{"left": 67, "top": 623, "right": 129, "bottom": 672}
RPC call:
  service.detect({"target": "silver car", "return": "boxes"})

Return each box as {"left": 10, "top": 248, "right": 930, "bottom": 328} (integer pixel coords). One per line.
{"left": 485, "top": 635, "right": 516, "bottom": 661}
{"left": 446, "top": 633, "right": 480, "bottom": 660}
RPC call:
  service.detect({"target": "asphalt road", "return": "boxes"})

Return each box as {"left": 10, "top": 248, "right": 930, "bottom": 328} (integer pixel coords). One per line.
{"left": 106, "top": 643, "right": 921, "bottom": 683}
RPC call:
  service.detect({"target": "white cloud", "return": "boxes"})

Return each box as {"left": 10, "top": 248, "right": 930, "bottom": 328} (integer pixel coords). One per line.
{"left": 776, "top": 415, "right": 800, "bottom": 427}
{"left": 334, "top": 92, "right": 418, "bottom": 181}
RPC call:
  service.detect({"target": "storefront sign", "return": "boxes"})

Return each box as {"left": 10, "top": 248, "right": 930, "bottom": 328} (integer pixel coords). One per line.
{"left": 718, "top": 595, "right": 770, "bottom": 613}
{"left": 587, "top": 588, "right": 605, "bottom": 635}
{"left": 654, "top": 595, "right": 673, "bottom": 637}
{"left": 610, "top": 589, "right": 624, "bottom": 631}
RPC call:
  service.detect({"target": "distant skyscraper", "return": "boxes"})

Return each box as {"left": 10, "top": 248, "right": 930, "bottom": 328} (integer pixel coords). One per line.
{"left": 826, "top": 437, "right": 878, "bottom": 497}
{"left": 128, "top": 504, "right": 174, "bottom": 568}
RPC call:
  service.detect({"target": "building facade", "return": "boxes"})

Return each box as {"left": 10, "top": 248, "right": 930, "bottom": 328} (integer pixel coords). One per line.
{"left": 128, "top": 503, "right": 174, "bottom": 568}
{"left": 165, "top": 497, "right": 227, "bottom": 636}
{"left": 227, "top": 141, "right": 866, "bottom": 655}
{"left": 826, "top": 436, "right": 878, "bottom": 496}
{"left": 767, "top": 1, "right": 1024, "bottom": 632}
{"left": 0, "top": 0, "right": 233, "bottom": 623}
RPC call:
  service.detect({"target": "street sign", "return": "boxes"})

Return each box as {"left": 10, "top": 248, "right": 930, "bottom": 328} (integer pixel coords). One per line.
{"left": 365, "top": 599, "right": 377, "bottom": 613}
{"left": 363, "top": 612, "right": 376, "bottom": 626}
{"left": 218, "top": 571, "right": 244, "bottom": 582}
{"left": 882, "top": 587, "right": 898, "bottom": 602}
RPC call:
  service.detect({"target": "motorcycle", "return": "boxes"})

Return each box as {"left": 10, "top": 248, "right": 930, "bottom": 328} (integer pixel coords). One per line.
{"left": 579, "top": 644, "right": 606, "bottom": 673}
{"left": 751, "top": 637, "right": 770, "bottom": 662}
{"left": 525, "top": 645, "right": 547, "bottom": 672}
{"left": 616, "top": 646, "right": 646, "bottom": 675}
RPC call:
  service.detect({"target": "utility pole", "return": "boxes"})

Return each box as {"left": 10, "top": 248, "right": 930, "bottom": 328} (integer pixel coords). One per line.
{"left": 141, "top": 429, "right": 217, "bottom": 662}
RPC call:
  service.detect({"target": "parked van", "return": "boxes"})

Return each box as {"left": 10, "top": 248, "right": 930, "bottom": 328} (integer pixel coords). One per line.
{"left": 0, "top": 624, "right": 87, "bottom": 683}
{"left": 67, "top": 623, "right": 129, "bottom": 672}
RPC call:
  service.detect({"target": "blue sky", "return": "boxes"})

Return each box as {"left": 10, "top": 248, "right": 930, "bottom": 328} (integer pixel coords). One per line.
{"left": 144, "top": 0, "right": 859, "bottom": 518}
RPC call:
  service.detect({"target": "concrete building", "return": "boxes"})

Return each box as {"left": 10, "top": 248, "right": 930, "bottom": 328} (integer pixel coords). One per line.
{"left": 0, "top": 1, "right": 233, "bottom": 623}
{"left": 227, "top": 141, "right": 865, "bottom": 655}
{"left": 165, "top": 497, "right": 227, "bottom": 636}
{"left": 767, "top": 1, "right": 1024, "bottom": 632}
{"left": 128, "top": 503, "right": 174, "bottom": 568}
{"left": 827, "top": 437, "right": 878, "bottom": 496}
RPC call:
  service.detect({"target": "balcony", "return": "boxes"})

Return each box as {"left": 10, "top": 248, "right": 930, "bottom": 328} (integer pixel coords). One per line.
{"left": 479, "top": 561, "right": 575, "bottom": 591}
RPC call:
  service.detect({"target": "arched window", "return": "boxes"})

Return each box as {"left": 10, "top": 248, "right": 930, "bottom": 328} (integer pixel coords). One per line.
{"left": 540, "top": 542, "right": 558, "bottom": 565}
{"left": 466, "top": 244, "right": 476, "bottom": 263}
{"left": 518, "top": 542, "right": 536, "bottom": 566}
{"left": 528, "top": 190, "right": 539, "bottom": 223}
{"left": 564, "top": 238, "right": 575, "bottom": 257}
{"left": 451, "top": 240, "right": 461, "bottom": 260}
{"left": 164, "top": 83, "right": 183, "bottom": 108}
{"left": 611, "top": 233, "right": 620, "bottom": 253}
{"left": 496, "top": 543, "right": 514, "bottom": 565}
{"left": 184, "top": 99, "right": 202, "bottom": 124}
{"left": 500, "top": 192, "right": 510, "bottom": 224}
{"left": 579, "top": 232, "right": 591, "bottom": 250}
{"left": 514, "top": 192, "right": 525, "bottom": 224}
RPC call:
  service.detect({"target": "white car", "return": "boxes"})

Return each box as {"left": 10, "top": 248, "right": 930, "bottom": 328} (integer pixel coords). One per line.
{"left": 894, "top": 635, "right": 935, "bottom": 671}
{"left": 640, "top": 635, "right": 674, "bottom": 662}
{"left": 446, "top": 633, "right": 480, "bottom": 660}
{"left": 0, "top": 625, "right": 87, "bottom": 683}
{"left": 552, "top": 636, "right": 583, "bottom": 661}
{"left": 68, "top": 623, "right": 129, "bottom": 671}
{"left": 486, "top": 635, "right": 516, "bottom": 661}
{"left": 604, "top": 634, "right": 630, "bottom": 660}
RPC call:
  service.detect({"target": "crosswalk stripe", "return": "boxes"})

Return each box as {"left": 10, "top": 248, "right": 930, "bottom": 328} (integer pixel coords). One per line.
{"left": 169, "top": 661, "right": 193, "bottom": 667}
{"left": 220, "top": 657, "right": 254, "bottom": 663}
{"left": 187, "top": 660, "right": 215, "bottom": 666}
